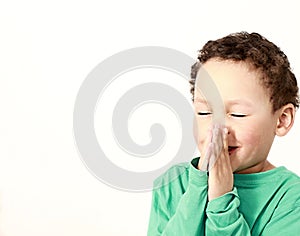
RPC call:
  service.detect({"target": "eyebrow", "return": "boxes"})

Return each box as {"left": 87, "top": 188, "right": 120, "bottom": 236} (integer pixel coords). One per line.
{"left": 227, "top": 99, "right": 253, "bottom": 107}
{"left": 194, "top": 98, "right": 209, "bottom": 104}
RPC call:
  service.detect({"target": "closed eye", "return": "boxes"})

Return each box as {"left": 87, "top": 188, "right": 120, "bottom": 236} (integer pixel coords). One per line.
{"left": 230, "top": 113, "right": 247, "bottom": 118}
{"left": 197, "top": 112, "right": 212, "bottom": 116}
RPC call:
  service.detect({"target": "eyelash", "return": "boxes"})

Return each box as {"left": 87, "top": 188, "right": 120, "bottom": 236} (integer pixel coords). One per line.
{"left": 197, "top": 112, "right": 247, "bottom": 118}
{"left": 197, "top": 112, "right": 212, "bottom": 116}
{"left": 231, "top": 114, "right": 246, "bottom": 118}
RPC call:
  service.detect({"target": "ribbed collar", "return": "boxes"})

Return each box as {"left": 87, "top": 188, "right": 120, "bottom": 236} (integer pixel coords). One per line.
{"left": 189, "top": 156, "right": 290, "bottom": 186}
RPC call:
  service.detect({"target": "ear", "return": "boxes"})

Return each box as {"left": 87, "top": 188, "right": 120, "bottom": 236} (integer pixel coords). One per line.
{"left": 275, "top": 103, "right": 296, "bottom": 137}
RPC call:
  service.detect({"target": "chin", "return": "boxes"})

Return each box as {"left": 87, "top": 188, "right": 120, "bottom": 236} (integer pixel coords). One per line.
{"left": 231, "top": 162, "right": 249, "bottom": 174}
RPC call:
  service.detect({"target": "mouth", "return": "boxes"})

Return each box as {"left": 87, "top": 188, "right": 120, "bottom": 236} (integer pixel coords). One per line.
{"left": 228, "top": 146, "right": 239, "bottom": 155}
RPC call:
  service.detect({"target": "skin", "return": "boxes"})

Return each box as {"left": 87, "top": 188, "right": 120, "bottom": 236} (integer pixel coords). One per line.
{"left": 193, "top": 59, "right": 295, "bottom": 201}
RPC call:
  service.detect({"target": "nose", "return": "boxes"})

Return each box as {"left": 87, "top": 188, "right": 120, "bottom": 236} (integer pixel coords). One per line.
{"left": 224, "top": 118, "right": 232, "bottom": 136}
{"left": 225, "top": 126, "right": 231, "bottom": 135}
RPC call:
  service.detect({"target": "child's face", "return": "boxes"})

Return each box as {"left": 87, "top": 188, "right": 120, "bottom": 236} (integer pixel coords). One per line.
{"left": 194, "top": 59, "right": 279, "bottom": 174}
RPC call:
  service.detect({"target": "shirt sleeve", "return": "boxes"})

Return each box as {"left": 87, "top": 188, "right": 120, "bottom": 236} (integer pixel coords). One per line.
{"left": 147, "top": 164, "right": 208, "bottom": 236}
{"left": 261, "top": 198, "right": 300, "bottom": 235}
{"left": 205, "top": 187, "right": 251, "bottom": 235}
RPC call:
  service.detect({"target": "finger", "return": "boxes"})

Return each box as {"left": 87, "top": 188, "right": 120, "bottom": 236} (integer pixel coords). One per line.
{"left": 212, "top": 124, "right": 223, "bottom": 158}
{"left": 208, "top": 125, "right": 223, "bottom": 171}
{"left": 199, "top": 143, "right": 213, "bottom": 171}
{"left": 212, "top": 124, "right": 219, "bottom": 144}
{"left": 198, "top": 127, "right": 213, "bottom": 171}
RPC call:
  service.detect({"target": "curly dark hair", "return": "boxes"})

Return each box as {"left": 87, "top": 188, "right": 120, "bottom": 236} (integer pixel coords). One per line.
{"left": 190, "top": 32, "right": 299, "bottom": 112}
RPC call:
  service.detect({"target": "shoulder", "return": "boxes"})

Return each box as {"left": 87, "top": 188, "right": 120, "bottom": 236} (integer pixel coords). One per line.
{"left": 279, "top": 167, "right": 300, "bottom": 189}
{"left": 153, "top": 161, "right": 190, "bottom": 191}
{"left": 152, "top": 157, "right": 207, "bottom": 195}
{"left": 275, "top": 167, "right": 300, "bottom": 208}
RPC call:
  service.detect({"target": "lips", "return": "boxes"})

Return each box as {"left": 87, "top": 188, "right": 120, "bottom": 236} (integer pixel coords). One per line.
{"left": 228, "top": 146, "right": 239, "bottom": 155}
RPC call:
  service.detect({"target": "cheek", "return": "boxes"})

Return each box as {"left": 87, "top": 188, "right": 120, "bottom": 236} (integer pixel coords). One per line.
{"left": 238, "top": 126, "right": 261, "bottom": 146}
{"left": 235, "top": 118, "right": 274, "bottom": 147}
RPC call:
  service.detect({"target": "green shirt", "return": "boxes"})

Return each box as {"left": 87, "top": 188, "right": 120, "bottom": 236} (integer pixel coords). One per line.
{"left": 147, "top": 157, "right": 300, "bottom": 235}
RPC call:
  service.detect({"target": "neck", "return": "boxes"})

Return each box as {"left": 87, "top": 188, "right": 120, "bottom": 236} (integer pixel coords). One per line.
{"left": 235, "top": 160, "right": 276, "bottom": 174}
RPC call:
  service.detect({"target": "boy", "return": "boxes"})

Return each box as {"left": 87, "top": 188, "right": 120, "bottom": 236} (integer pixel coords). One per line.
{"left": 147, "top": 32, "right": 300, "bottom": 235}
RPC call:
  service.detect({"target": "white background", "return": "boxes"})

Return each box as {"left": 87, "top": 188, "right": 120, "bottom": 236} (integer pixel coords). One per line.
{"left": 0, "top": 0, "right": 299, "bottom": 235}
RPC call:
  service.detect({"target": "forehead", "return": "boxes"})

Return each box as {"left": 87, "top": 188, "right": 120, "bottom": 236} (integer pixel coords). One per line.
{"left": 194, "top": 97, "right": 253, "bottom": 106}
{"left": 194, "top": 59, "right": 269, "bottom": 104}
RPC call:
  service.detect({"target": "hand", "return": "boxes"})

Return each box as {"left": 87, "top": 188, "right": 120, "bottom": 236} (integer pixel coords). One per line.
{"left": 198, "top": 124, "right": 233, "bottom": 201}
